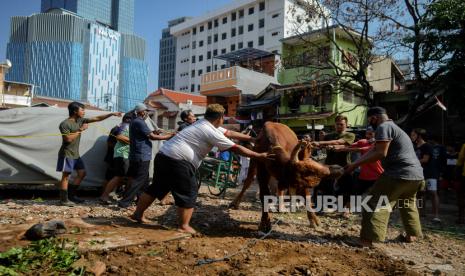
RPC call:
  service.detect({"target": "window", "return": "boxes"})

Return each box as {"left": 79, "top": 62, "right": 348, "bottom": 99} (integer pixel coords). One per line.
{"left": 238, "top": 25, "right": 244, "bottom": 35}
{"left": 199, "top": 40, "right": 204, "bottom": 47}
{"left": 238, "top": 42, "right": 243, "bottom": 49}
{"left": 221, "top": 48, "right": 226, "bottom": 54}
{"left": 247, "top": 41, "right": 253, "bottom": 48}
{"left": 198, "top": 69, "right": 203, "bottom": 76}
{"left": 239, "top": 9, "right": 244, "bottom": 18}
{"left": 249, "top": 7, "right": 254, "bottom": 15}
{"left": 259, "top": 2, "right": 265, "bottom": 11}
{"left": 272, "top": 13, "right": 279, "bottom": 18}
{"left": 191, "top": 70, "right": 195, "bottom": 78}
{"left": 214, "top": 34, "right": 218, "bottom": 42}
{"left": 259, "top": 18, "right": 265, "bottom": 28}
{"left": 231, "top": 12, "right": 236, "bottom": 21}
{"left": 271, "top": 31, "right": 279, "bottom": 36}
{"left": 231, "top": 28, "right": 236, "bottom": 37}
{"left": 191, "top": 84, "right": 195, "bottom": 92}
{"left": 221, "top": 64, "right": 226, "bottom": 69}
{"left": 207, "top": 51, "right": 211, "bottom": 59}
{"left": 222, "top": 32, "right": 227, "bottom": 40}
{"left": 231, "top": 44, "right": 236, "bottom": 51}
{"left": 199, "top": 55, "right": 203, "bottom": 62}
{"left": 207, "top": 36, "right": 212, "bottom": 44}
{"left": 258, "top": 36, "right": 264, "bottom": 46}
{"left": 248, "top": 24, "right": 254, "bottom": 32}
{"left": 214, "top": 64, "right": 218, "bottom": 70}
{"left": 207, "top": 66, "right": 211, "bottom": 72}
{"left": 208, "top": 21, "right": 212, "bottom": 30}
{"left": 192, "top": 56, "right": 196, "bottom": 63}
{"left": 192, "top": 41, "right": 196, "bottom": 49}
{"left": 222, "top": 17, "right": 227, "bottom": 24}
{"left": 198, "top": 85, "right": 200, "bottom": 91}
{"left": 214, "top": 19, "right": 219, "bottom": 27}
{"left": 200, "top": 25, "right": 204, "bottom": 32}
{"left": 213, "top": 49, "right": 218, "bottom": 56}
{"left": 192, "top": 27, "right": 197, "bottom": 35}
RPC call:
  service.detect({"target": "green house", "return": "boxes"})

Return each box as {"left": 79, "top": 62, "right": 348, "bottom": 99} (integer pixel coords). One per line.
{"left": 276, "top": 25, "right": 368, "bottom": 132}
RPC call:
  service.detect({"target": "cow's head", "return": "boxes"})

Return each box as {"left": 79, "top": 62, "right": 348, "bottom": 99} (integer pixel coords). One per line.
{"left": 272, "top": 140, "right": 344, "bottom": 192}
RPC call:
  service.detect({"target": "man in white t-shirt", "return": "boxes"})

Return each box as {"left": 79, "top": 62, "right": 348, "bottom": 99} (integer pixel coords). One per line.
{"left": 130, "top": 104, "right": 272, "bottom": 234}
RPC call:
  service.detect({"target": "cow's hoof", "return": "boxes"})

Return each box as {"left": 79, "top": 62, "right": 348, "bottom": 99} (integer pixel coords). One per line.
{"left": 259, "top": 220, "right": 272, "bottom": 233}
{"left": 309, "top": 220, "right": 320, "bottom": 228}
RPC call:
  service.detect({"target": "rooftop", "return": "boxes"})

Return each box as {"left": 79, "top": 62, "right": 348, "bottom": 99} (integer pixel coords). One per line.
{"left": 215, "top": 48, "right": 275, "bottom": 64}
{"left": 147, "top": 88, "right": 207, "bottom": 107}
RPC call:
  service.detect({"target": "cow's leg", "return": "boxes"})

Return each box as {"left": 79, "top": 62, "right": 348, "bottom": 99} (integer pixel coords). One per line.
{"left": 229, "top": 160, "right": 257, "bottom": 209}
{"left": 305, "top": 188, "right": 320, "bottom": 227}
{"left": 278, "top": 189, "right": 285, "bottom": 212}
{"left": 257, "top": 165, "right": 272, "bottom": 232}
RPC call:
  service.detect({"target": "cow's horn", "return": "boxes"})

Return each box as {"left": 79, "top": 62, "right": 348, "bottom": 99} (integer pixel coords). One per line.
{"left": 290, "top": 142, "right": 302, "bottom": 163}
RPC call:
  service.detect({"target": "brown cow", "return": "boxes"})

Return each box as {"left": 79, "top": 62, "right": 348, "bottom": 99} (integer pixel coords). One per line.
{"left": 233, "top": 122, "right": 343, "bottom": 232}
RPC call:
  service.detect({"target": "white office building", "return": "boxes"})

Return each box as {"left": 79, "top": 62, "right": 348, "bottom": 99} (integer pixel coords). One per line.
{"left": 169, "top": 0, "right": 327, "bottom": 93}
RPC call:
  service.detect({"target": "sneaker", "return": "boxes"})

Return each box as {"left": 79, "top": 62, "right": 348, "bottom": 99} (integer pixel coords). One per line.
{"left": 69, "top": 196, "right": 85, "bottom": 204}
{"left": 432, "top": 217, "right": 441, "bottom": 223}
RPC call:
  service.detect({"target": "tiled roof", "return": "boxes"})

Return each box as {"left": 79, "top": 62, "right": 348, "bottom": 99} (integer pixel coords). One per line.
{"left": 147, "top": 88, "right": 207, "bottom": 106}
{"left": 146, "top": 100, "right": 168, "bottom": 110}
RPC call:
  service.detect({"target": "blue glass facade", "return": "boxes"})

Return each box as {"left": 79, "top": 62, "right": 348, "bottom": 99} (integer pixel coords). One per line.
{"left": 41, "top": 0, "right": 133, "bottom": 34}
{"left": 6, "top": 4, "right": 146, "bottom": 111}
{"left": 87, "top": 24, "right": 120, "bottom": 110}
{"left": 120, "top": 57, "right": 148, "bottom": 111}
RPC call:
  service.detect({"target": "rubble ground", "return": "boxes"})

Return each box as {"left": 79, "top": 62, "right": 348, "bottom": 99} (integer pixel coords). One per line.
{"left": 0, "top": 185, "right": 464, "bottom": 275}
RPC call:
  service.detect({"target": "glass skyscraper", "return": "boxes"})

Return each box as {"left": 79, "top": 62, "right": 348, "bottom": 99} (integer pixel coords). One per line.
{"left": 5, "top": 0, "right": 145, "bottom": 111}
{"left": 40, "top": 0, "right": 134, "bottom": 34}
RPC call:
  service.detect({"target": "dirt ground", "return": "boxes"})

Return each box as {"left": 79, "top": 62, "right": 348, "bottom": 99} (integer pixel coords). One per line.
{"left": 0, "top": 185, "right": 464, "bottom": 275}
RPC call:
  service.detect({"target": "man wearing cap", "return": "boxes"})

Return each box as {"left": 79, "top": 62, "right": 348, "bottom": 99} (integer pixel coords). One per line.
{"left": 345, "top": 106, "right": 425, "bottom": 247}
{"left": 130, "top": 104, "right": 273, "bottom": 234}
{"left": 117, "top": 103, "right": 175, "bottom": 208}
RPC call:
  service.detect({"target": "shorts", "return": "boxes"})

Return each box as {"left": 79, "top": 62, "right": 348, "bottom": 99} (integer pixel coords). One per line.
{"left": 113, "top": 157, "right": 130, "bottom": 177}
{"left": 425, "top": 178, "right": 438, "bottom": 191}
{"left": 56, "top": 156, "right": 85, "bottom": 173}
{"left": 146, "top": 152, "right": 197, "bottom": 208}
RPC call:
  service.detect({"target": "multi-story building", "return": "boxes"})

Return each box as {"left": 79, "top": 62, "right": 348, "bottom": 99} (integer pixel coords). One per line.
{"left": 158, "top": 17, "right": 191, "bottom": 90}
{"left": 169, "top": 0, "right": 327, "bottom": 94}
{"left": 41, "top": 0, "right": 134, "bottom": 34}
{"left": 5, "top": 0, "right": 147, "bottom": 111}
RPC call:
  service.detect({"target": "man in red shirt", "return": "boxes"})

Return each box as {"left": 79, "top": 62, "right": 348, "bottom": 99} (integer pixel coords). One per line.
{"left": 330, "top": 126, "right": 384, "bottom": 194}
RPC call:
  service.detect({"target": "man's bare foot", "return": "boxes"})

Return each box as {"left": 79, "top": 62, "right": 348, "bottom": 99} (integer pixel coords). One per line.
{"left": 129, "top": 213, "right": 149, "bottom": 224}
{"left": 397, "top": 234, "right": 417, "bottom": 243}
{"left": 358, "top": 238, "right": 374, "bottom": 248}
{"left": 177, "top": 225, "right": 201, "bottom": 237}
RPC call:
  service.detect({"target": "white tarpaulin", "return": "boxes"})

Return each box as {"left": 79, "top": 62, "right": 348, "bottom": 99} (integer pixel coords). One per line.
{"left": 0, "top": 107, "right": 161, "bottom": 187}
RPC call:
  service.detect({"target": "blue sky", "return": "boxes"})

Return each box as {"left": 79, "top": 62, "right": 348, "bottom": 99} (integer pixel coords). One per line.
{"left": 0, "top": 0, "right": 232, "bottom": 92}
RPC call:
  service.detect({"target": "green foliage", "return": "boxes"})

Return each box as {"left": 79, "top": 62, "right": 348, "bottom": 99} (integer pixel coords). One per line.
{"left": 0, "top": 238, "right": 80, "bottom": 274}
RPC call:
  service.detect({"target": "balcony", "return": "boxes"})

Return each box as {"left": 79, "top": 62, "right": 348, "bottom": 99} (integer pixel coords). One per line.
{"left": 200, "top": 66, "right": 277, "bottom": 97}
{"left": 1, "top": 94, "right": 32, "bottom": 106}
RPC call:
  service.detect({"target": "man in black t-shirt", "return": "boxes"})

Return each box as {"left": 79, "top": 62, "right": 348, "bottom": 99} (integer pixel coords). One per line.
{"left": 411, "top": 128, "right": 440, "bottom": 222}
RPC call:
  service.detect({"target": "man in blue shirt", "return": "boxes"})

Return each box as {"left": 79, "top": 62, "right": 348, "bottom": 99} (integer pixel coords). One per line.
{"left": 118, "top": 103, "right": 174, "bottom": 208}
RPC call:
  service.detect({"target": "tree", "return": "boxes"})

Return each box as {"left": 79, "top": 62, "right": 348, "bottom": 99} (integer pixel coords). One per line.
{"left": 376, "top": 0, "right": 465, "bottom": 125}
{"left": 283, "top": 0, "right": 399, "bottom": 107}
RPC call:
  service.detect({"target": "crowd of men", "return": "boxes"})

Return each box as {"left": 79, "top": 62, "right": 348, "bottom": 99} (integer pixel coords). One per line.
{"left": 56, "top": 101, "right": 465, "bottom": 242}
